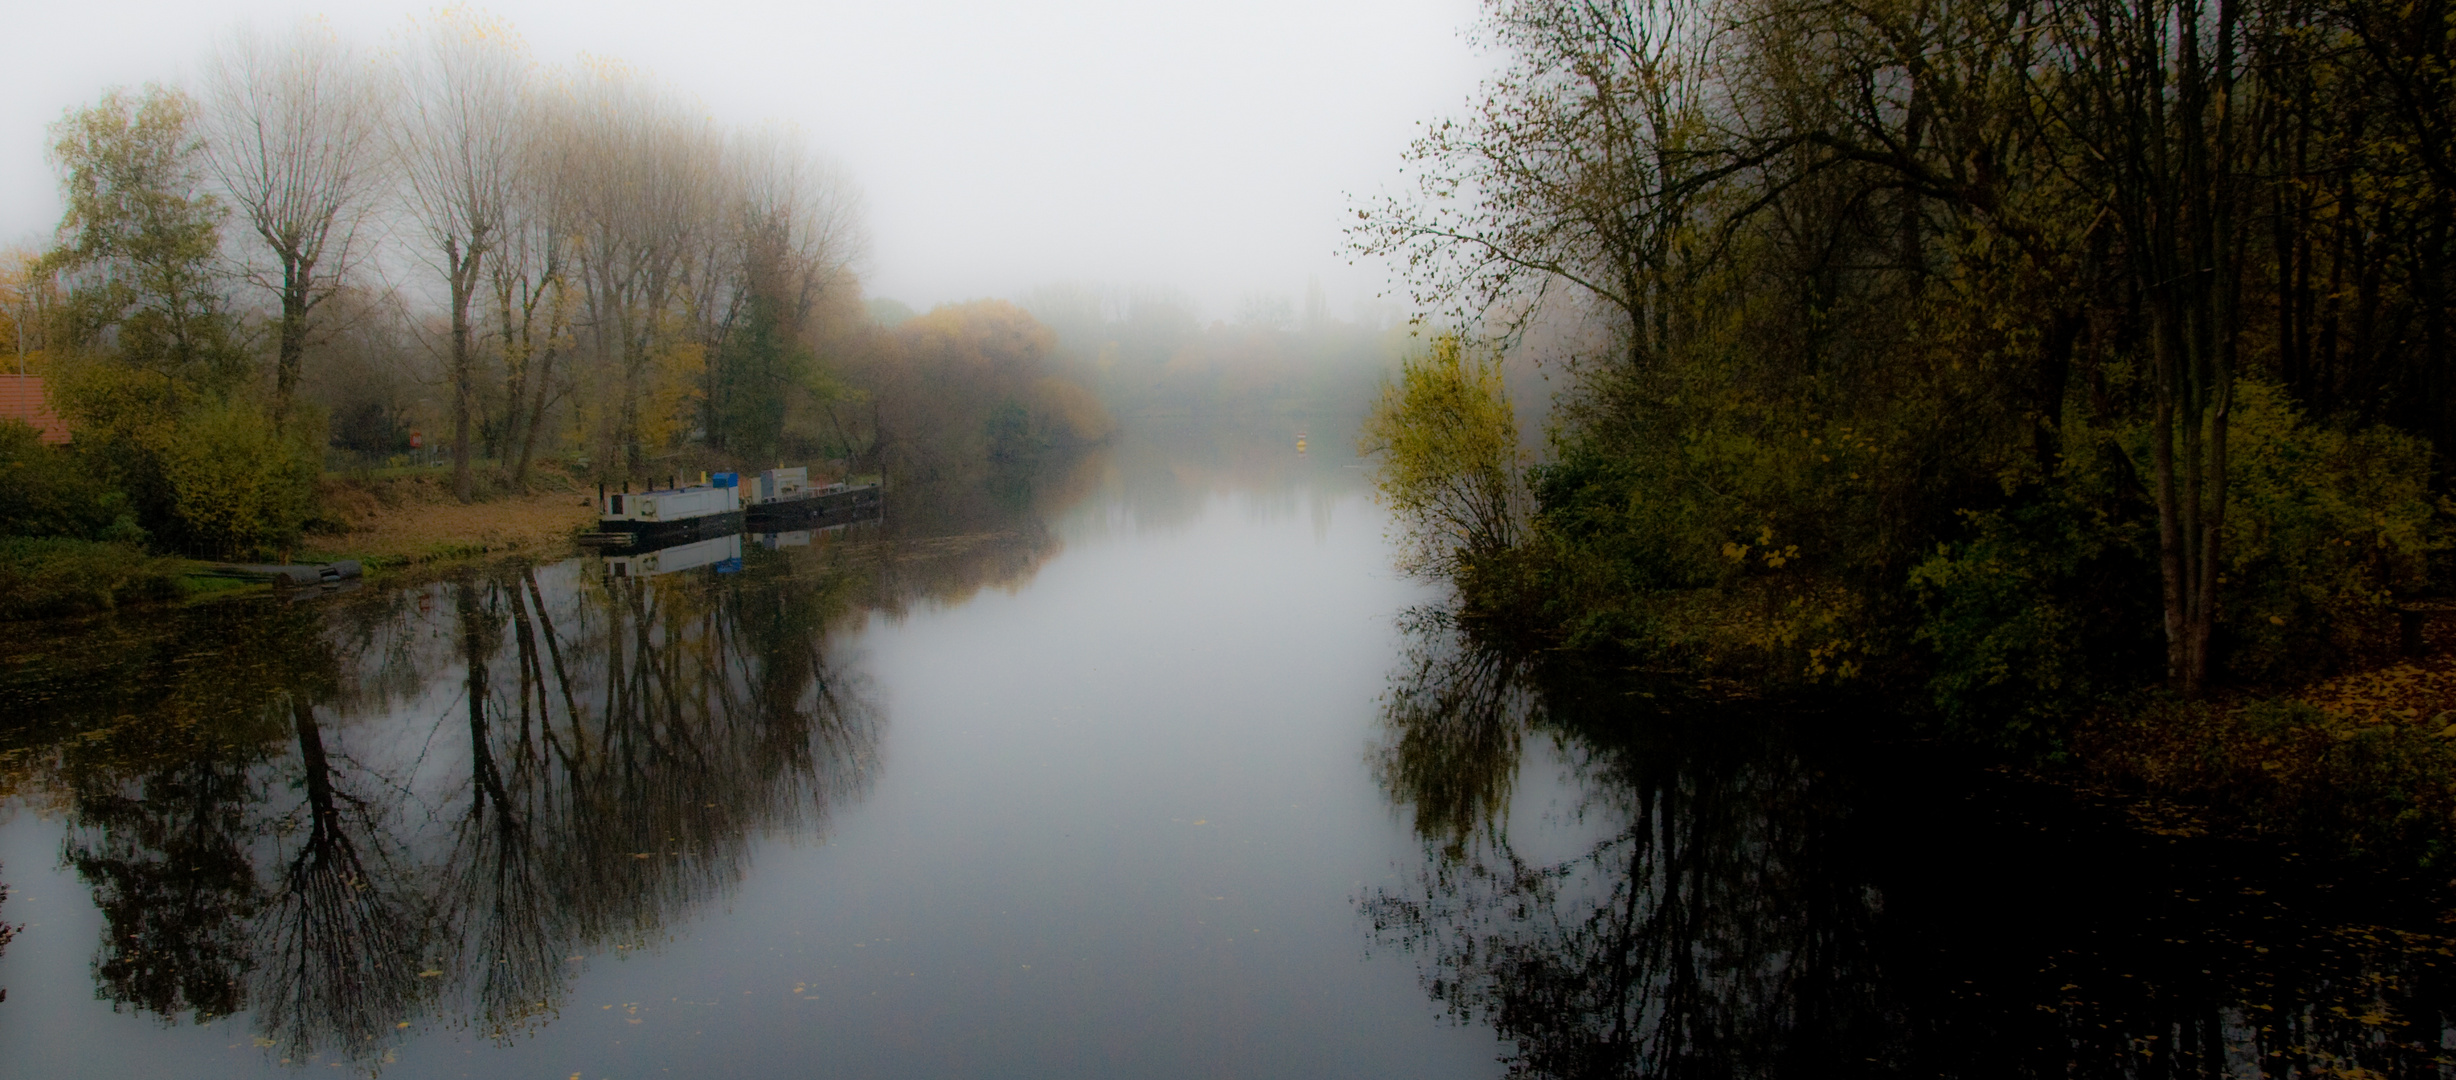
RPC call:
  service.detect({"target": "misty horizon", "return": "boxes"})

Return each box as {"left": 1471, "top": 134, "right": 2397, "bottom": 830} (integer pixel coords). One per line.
{"left": 4, "top": 0, "right": 1489, "bottom": 321}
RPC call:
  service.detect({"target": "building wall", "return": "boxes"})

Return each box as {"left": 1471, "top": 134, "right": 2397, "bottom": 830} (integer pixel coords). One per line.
{"left": 0, "top": 374, "right": 69, "bottom": 444}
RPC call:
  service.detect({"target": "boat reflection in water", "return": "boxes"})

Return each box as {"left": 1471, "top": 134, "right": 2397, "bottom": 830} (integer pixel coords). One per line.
{"left": 1364, "top": 609, "right": 2456, "bottom": 1078}
{"left": 601, "top": 531, "right": 743, "bottom": 577}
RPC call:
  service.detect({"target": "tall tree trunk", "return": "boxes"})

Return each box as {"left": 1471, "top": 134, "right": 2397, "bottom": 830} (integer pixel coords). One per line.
{"left": 496, "top": 285, "right": 528, "bottom": 492}
{"left": 448, "top": 241, "right": 481, "bottom": 502}
{"left": 511, "top": 338, "right": 557, "bottom": 493}
{"left": 2095, "top": 0, "right": 2248, "bottom": 695}
{"left": 274, "top": 253, "right": 308, "bottom": 427}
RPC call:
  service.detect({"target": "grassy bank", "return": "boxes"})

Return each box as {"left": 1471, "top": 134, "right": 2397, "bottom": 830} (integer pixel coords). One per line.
{"left": 0, "top": 466, "right": 598, "bottom": 622}
{"left": 296, "top": 466, "right": 597, "bottom": 570}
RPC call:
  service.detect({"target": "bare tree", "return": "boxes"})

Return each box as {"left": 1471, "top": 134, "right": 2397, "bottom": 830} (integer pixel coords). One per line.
{"left": 562, "top": 66, "right": 716, "bottom": 480}
{"left": 490, "top": 86, "right": 576, "bottom": 492}
{"left": 200, "top": 21, "right": 388, "bottom": 427}
{"left": 695, "top": 125, "right": 867, "bottom": 457}
{"left": 725, "top": 126, "right": 866, "bottom": 336}
{"left": 1349, "top": 0, "right": 1730, "bottom": 366}
{"left": 391, "top": 13, "right": 525, "bottom": 500}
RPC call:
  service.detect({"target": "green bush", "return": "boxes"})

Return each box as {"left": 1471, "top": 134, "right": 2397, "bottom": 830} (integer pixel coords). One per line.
{"left": 1361, "top": 334, "right": 1524, "bottom": 579}
{"left": 1909, "top": 436, "right": 2162, "bottom": 747}
{"left": 1910, "top": 383, "right": 2441, "bottom": 745}
{"left": 52, "top": 360, "right": 323, "bottom": 559}
{"left": 2213, "top": 380, "right": 2438, "bottom": 682}
{"left": 0, "top": 420, "right": 144, "bottom": 542}
{"left": 0, "top": 536, "right": 183, "bottom": 620}
{"left": 150, "top": 398, "right": 321, "bottom": 559}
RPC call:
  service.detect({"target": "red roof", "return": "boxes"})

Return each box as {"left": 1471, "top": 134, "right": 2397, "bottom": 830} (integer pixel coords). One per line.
{"left": 0, "top": 374, "right": 69, "bottom": 444}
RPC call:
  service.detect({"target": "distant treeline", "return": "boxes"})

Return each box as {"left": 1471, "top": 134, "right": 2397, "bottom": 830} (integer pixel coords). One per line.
{"left": 1016, "top": 281, "right": 1412, "bottom": 422}
{"left": 1360, "top": 0, "right": 2456, "bottom": 738}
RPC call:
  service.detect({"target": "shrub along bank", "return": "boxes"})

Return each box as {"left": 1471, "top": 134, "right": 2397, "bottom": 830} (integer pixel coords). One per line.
{"left": 0, "top": 536, "right": 184, "bottom": 621}
{"left": 1365, "top": 334, "right": 2454, "bottom": 873}
{"left": 0, "top": 419, "right": 187, "bottom": 620}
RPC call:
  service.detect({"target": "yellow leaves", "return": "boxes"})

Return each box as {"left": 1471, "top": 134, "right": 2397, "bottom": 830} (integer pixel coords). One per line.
{"left": 1725, "top": 526, "right": 1799, "bottom": 569}
{"left": 1360, "top": 332, "right": 1522, "bottom": 575}
{"left": 636, "top": 337, "right": 705, "bottom": 453}
{"left": 416, "top": 7, "right": 532, "bottom": 56}
{"left": 2299, "top": 651, "right": 2456, "bottom": 731}
{"left": 0, "top": 247, "right": 54, "bottom": 365}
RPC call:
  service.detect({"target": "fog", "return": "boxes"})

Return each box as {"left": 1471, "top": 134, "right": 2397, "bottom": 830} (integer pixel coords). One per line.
{"left": 6, "top": 0, "right": 1486, "bottom": 319}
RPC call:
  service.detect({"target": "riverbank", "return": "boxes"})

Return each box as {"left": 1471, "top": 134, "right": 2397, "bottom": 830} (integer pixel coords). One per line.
{"left": 296, "top": 467, "right": 596, "bottom": 568}
{"left": 2068, "top": 606, "right": 2456, "bottom": 871}
{"left": 0, "top": 467, "right": 597, "bottom": 621}
{"left": 0, "top": 536, "right": 187, "bottom": 620}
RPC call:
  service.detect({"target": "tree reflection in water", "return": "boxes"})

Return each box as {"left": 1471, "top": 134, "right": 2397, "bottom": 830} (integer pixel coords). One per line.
{"left": 0, "top": 441, "right": 1174, "bottom": 1066}
{"left": 424, "top": 555, "right": 877, "bottom": 1047}
{"left": 1365, "top": 610, "right": 2456, "bottom": 1078}
{"left": 56, "top": 608, "right": 323, "bottom": 1026}
{"left": 23, "top": 541, "right": 884, "bottom": 1067}
{"left": 251, "top": 697, "right": 424, "bottom": 1059}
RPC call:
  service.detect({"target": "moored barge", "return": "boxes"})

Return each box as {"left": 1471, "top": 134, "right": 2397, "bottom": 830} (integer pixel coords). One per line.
{"left": 741, "top": 466, "right": 882, "bottom": 530}
{"left": 591, "top": 473, "right": 746, "bottom": 547}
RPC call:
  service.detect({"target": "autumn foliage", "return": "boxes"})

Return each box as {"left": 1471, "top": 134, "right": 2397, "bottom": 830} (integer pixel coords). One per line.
{"left": 842, "top": 300, "right": 1112, "bottom": 481}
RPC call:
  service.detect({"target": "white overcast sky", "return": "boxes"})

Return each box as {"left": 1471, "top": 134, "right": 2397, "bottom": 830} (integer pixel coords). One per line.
{"left": 4, "top": 0, "right": 1489, "bottom": 321}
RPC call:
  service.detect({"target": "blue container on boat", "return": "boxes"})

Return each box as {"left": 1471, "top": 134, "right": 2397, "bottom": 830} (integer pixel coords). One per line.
{"left": 711, "top": 471, "right": 738, "bottom": 488}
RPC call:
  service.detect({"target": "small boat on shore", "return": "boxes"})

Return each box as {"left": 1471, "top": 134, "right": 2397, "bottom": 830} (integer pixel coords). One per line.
{"left": 203, "top": 560, "right": 364, "bottom": 589}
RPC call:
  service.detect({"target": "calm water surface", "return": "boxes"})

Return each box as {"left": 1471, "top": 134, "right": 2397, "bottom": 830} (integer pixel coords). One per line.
{"left": 4, "top": 422, "right": 2456, "bottom": 1079}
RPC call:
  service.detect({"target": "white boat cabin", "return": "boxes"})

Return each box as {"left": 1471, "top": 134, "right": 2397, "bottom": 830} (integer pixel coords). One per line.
{"left": 602, "top": 477, "right": 741, "bottom": 523}
{"left": 747, "top": 467, "right": 810, "bottom": 505}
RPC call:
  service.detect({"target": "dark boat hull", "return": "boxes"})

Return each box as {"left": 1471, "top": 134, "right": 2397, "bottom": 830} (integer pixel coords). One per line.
{"left": 746, "top": 485, "right": 882, "bottom": 530}
{"left": 601, "top": 509, "right": 745, "bottom": 547}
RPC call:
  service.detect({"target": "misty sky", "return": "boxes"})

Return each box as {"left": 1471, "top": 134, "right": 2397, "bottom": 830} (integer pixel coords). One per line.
{"left": 7, "top": 0, "right": 1489, "bottom": 321}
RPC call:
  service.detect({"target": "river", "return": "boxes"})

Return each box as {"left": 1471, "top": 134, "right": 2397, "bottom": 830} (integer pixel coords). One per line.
{"left": 2, "top": 421, "right": 2454, "bottom": 1078}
